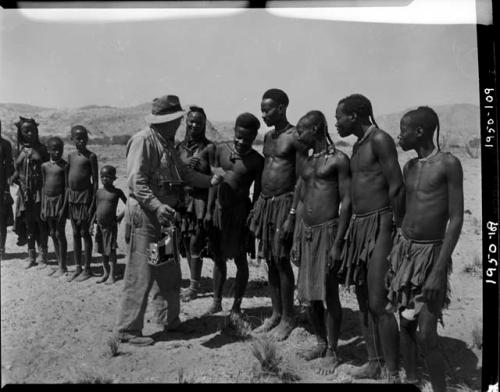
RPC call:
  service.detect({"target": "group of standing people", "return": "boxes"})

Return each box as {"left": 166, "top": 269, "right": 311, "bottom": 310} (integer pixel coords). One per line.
{"left": 0, "top": 88, "right": 463, "bottom": 390}
{"left": 0, "top": 118, "right": 126, "bottom": 284}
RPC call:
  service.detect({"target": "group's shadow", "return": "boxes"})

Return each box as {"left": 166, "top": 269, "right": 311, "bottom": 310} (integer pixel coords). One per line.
{"left": 180, "top": 276, "right": 269, "bottom": 299}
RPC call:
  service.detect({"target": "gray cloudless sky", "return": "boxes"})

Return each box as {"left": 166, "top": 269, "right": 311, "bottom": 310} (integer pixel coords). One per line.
{"left": 0, "top": 9, "right": 479, "bottom": 124}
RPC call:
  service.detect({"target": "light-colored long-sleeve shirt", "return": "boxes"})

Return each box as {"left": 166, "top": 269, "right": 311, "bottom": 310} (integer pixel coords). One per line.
{"left": 126, "top": 127, "right": 211, "bottom": 214}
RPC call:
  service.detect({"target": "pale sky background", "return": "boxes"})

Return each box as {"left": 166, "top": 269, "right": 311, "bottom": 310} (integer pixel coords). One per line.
{"left": 0, "top": 6, "right": 480, "bottom": 123}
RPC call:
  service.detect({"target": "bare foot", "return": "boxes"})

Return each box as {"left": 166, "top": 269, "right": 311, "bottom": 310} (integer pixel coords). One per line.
{"left": 46, "top": 268, "right": 56, "bottom": 276}
{"left": 345, "top": 360, "right": 382, "bottom": 379}
{"left": 96, "top": 273, "right": 109, "bottom": 284}
{"left": 203, "top": 300, "right": 222, "bottom": 315}
{"left": 66, "top": 269, "right": 82, "bottom": 282}
{"left": 75, "top": 269, "right": 93, "bottom": 282}
{"left": 253, "top": 314, "right": 280, "bottom": 334}
{"left": 52, "top": 269, "right": 67, "bottom": 278}
{"left": 270, "top": 318, "right": 296, "bottom": 341}
{"left": 104, "top": 276, "right": 116, "bottom": 285}
{"left": 25, "top": 261, "right": 38, "bottom": 269}
{"left": 180, "top": 287, "right": 198, "bottom": 302}
{"left": 314, "top": 349, "right": 339, "bottom": 376}
{"left": 297, "top": 343, "right": 327, "bottom": 361}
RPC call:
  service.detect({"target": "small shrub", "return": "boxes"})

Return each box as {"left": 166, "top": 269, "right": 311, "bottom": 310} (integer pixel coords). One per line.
{"left": 250, "top": 336, "right": 301, "bottom": 383}
{"left": 463, "top": 254, "right": 482, "bottom": 278}
{"left": 68, "top": 368, "right": 113, "bottom": 384}
{"left": 471, "top": 321, "right": 482, "bottom": 349}
{"left": 103, "top": 335, "right": 120, "bottom": 358}
{"left": 177, "top": 367, "right": 195, "bottom": 384}
{"left": 465, "top": 137, "right": 480, "bottom": 159}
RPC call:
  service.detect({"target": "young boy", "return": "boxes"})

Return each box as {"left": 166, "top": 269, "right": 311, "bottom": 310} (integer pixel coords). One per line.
{"left": 204, "top": 113, "right": 264, "bottom": 318}
{"left": 66, "top": 125, "right": 98, "bottom": 282}
{"left": 293, "top": 111, "right": 351, "bottom": 375}
{"left": 91, "top": 165, "right": 126, "bottom": 284}
{"left": 386, "top": 106, "right": 463, "bottom": 391}
{"left": 41, "top": 137, "right": 68, "bottom": 277}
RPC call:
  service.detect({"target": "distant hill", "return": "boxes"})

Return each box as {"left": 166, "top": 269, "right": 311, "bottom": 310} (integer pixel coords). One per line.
{"left": 376, "top": 103, "right": 480, "bottom": 147}
{"left": 0, "top": 102, "right": 479, "bottom": 147}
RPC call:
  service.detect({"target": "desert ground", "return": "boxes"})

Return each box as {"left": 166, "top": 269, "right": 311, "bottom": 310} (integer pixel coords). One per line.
{"left": 1, "top": 144, "right": 482, "bottom": 387}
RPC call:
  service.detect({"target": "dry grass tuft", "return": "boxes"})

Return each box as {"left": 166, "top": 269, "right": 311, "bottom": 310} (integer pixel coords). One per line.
{"left": 471, "top": 320, "right": 482, "bottom": 349}
{"left": 102, "top": 335, "right": 120, "bottom": 358}
{"left": 463, "top": 254, "right": 482, "bottom": 278}
{"left": 250, "top": 336, "right": 301, "bottom": 383}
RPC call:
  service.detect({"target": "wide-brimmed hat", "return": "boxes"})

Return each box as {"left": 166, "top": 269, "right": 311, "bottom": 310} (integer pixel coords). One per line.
{"left": 145, "top": 95, "right": 185, "bottom": 124}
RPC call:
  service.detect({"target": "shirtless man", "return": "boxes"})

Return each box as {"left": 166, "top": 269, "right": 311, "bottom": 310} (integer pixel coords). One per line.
{"left": 203, "top": 113, "right": 264, "bottom": 318}
{"left": 91, "top": 165, "right": 127, "bottom": 284}
{"left": 0, "top": 120, "right": 15, "bottom": 260}
{"left": 12, "top": 117, "right": 49, "bottom": 268}
{"left": 385, "top": 106, "right": 463, "bottom": 391}
{"left": 66, "top": 125, "right": 99, "bottom": 282}
{"left": 335, "top": 94, "right": 404, "bottom": 381}
{"left": 41, "top": 137, "right": 68, "bottom": 277}
{"left": 249, "top": 88, "right": 307, "bottom": 341}
{"left": 177, "top": 106, "right": 214, "bottom": 301}
{"left": 293, "top": 111, "right": 351, "bottom": 375}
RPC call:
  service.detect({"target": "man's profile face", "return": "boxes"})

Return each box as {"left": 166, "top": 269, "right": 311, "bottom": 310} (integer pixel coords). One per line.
{"left": 296, "top": 118, "right": 316, "bottom": 149}
{"left": 398, "top": 117, "right": 418, "bottom": 151}
{"left": 233, "top": 126, "right": 255, "bottom": 154}
{"left": 261, "top": 98, "right": 283, "bottom": 127}
{"left": 186, "top": 112, "right": 206, "bottom": 140}
{"left": 334, "top": 104, "right": 353, "bottom": 138}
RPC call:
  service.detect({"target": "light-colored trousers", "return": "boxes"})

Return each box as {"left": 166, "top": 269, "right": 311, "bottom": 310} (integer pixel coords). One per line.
{"left": 114, "top": 198, "right": 181, "bottom": 338}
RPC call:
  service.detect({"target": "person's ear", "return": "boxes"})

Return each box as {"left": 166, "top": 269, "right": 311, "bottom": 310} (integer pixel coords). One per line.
{"left": 415, "top": 126, "right": 425, "bottom": 138}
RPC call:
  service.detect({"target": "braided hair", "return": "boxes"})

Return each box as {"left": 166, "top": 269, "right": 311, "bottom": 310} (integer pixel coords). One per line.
{"left": 338, "top": 93, "right": 379, "bottom": 128}
{"left": 302, "top": 110, "right": 336, "bottom": 151}
{"left": 15, "top": 116, "right": 41, "bottom": 153}
{"left": 402, "top": 106, "right": 441, "bottom": 151}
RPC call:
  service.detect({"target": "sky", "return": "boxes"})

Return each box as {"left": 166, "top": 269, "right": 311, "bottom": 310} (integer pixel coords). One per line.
{"left": 0, "top": 4, "right": 480, "bottom": 124}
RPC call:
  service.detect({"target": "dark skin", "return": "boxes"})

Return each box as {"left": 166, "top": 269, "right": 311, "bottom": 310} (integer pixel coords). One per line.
{"left": 397, "top": 116, "right": 464, "bottom": 392}
{"left": 177, "top": 111, "right": 213, "bottom": 301}
{"left": 254, "top": 97, "right": 307, "bottom": 341}
{"left": 0, "top": 121, "right": 14, "bottom": 256}
{"left": 335, "top": 102, "right": 404, "bottom": 378}
{"left": 13, "top": 122, "right": 49, "bottom": 266}
{"left": 294, "top": 115, "right": 352, "bottom": 375}
{"left": 203, "top": 126, "right": 264, "bottom": 315}
{"left": 91, "top": 171, "right": 126, "bottom": 285}
{"left": 41, "top": 141, "right": 68, "bottom": 277}
{"left": 66, "top": 128, "right": 99, "bottom": 282}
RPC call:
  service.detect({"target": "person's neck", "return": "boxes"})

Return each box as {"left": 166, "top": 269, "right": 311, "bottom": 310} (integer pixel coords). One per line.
{"left": 353, "top": 122, "right": 373, "bottom": 140}
{"left": 188, "top": 136, "right": 203, "bottom": 145}
{"left": 103, "top": 184, "right": 115, "bottom": 191}
{"left": 313, "top": 138, "right": 328, "bottom": 154}
{"left": 157, "top": 128, "right": 175, "bottom": 144}
{"left": 273, "top": 118, "right": 290, "bottom": 133}
{"left": 77, "top": 147, "right": 88, "bottom": 154}
{"left": 415, "top": 141, "right": 436, "bottom": 160}
{"left": 50, "top": 157, "right": 61, "bottom": 163}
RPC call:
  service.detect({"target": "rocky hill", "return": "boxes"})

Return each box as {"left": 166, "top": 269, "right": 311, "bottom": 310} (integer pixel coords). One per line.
{"left": 0, "top": 102, "right": 479, "bottom": 147}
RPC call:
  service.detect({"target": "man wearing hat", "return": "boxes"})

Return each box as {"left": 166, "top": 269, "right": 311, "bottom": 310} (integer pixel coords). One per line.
{"left": 114, "top": 95, "right": 223, "bottom": 346}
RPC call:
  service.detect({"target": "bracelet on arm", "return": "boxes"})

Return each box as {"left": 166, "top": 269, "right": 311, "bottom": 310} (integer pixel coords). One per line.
{"left": 289, "top": 208, "right": 296, "bottom": 216}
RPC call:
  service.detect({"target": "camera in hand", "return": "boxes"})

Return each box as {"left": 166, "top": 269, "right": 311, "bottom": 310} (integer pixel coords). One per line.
{"left": 147, "top": 224, "right": 179, "bottom": 267}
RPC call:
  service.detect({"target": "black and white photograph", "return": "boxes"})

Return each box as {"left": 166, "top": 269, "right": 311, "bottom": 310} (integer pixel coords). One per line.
{"left": 0, "top": 0, "right": 496, "bottom": 388}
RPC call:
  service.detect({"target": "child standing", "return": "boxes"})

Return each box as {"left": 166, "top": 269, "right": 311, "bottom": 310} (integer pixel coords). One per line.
{"left": 12, "top": 117, "right": 49, "bottom": 268}
{"left": 66, "top": 125, "right": 98, "bottom": 282}
{"left": 92, "top": 165, "right": 126, "bottom": 284}
{"left": 41, "top": 137, "right": 68, "bottom": 277}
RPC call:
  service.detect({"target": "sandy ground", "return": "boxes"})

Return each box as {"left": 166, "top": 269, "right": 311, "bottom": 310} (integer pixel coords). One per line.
{"left": 1, "top": 145, "right": 482, "bottom": 387}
